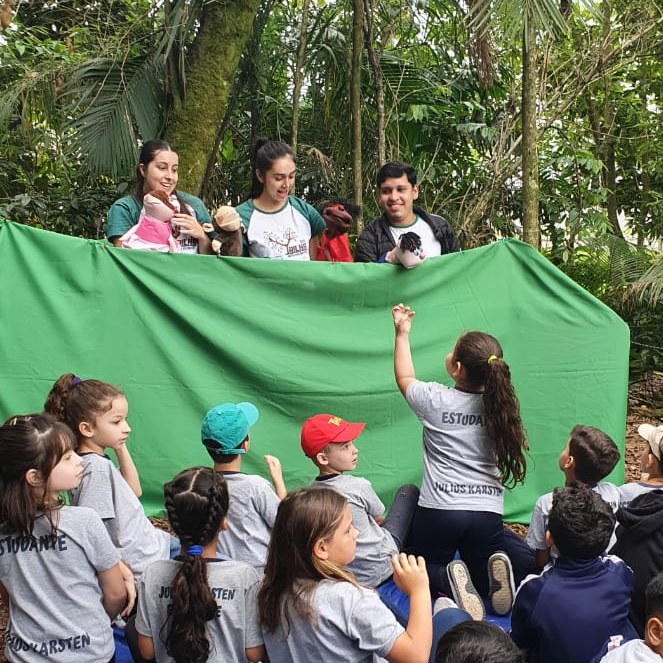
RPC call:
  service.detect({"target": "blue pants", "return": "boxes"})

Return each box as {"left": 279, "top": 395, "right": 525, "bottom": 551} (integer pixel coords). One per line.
{"left": 430, "top": 608, "right": 472, "bottom": 663}
{"left": 411, "top": 507, "right": 503, "bottom": 596}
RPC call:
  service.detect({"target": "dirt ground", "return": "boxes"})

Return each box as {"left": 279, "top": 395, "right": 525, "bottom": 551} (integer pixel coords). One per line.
{"left": 1, "top": 373, "right": 662, "bottom": 660}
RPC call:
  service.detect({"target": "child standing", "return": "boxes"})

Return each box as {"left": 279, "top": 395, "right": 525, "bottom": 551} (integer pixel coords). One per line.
{"left": 43, "top": 373, "right": 174, "bottom": 580}
{"left": 526, "top": 425, "right": 620, "bottom": 569}
{"left": 511, "top": 483, "right": 637, "bottom": 663}
{"left": 200, "top": 401, "right": 285, "bottom": 570}
{"left": 392, "top": 303, "right": 527, "bottom": 611}
{"left": 0, "top": 413, "right": 127, "bottom": 662}
{"left": 133, "top": 466, "right": 265, "bottom": 663}
{"left": 258, "top": 487, "right": 432, "bottom": 663}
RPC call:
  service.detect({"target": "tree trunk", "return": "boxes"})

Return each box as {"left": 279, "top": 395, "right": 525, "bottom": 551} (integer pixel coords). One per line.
{"left": 164, "top": 0, "right": 261, "bottom": 194}
{"left": 350, "top": 0, "right": 363, "bottom": 231}
{"left": 362, "top": 0, "right": 385, "bottom": 166}
{"left": 291, "top": 0, "right": 311, "bottom": 154}
{"left": 521, "top": 14, "right": 539, "bottom": 248}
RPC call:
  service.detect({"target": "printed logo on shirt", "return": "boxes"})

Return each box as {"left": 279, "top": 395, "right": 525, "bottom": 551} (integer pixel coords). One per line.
{"left": 434, "top": 482, "right": 503, "bottom": 496}
{"left": 440, "top": 412, "right": 486, "bottom": 426}
{"left": 0, "top": 533, "right": 67, "bottom": 555}
{"left": 262, "top": 228, "right": 307, "bottom": 258}
{"left": 7, "top": 631, "right": 91, "bottom": 656}
{"left": 158, "top": 585, "right": 237, "bottom": 601}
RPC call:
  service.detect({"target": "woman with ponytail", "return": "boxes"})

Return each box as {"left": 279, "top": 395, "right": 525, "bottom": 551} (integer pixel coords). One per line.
{"left": 236, "top": 139, "right": 325, "bottom": 260}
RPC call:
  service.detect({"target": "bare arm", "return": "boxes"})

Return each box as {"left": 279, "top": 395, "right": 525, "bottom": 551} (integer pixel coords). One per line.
{"left": 98, "top": 562, "right": 128, "bottom": 618}
{"left": 246, "top": 645, "right": 268, "bottom": 662}
{"left": 137, "top": 634, "right": 156, "bottom": 661}
{"left": 385, "top": 554, "right": 432, "bottom": 663}
{"left": 309, "top": 234, "right": 320, "bottom": 261}
{"left": 118, "top": 561, "right": 136, "bottom": 617}
{"left": 114, "top": 445, "right": 142, "bottom": 497}
{"left": 111, "top": 237, "right": 123, "bottom": 248}
{"left": 264, "top": 455, "right": 287, "bottom": 500}
{"left": 392, "top": 304, "right": 417, "bottom": 397}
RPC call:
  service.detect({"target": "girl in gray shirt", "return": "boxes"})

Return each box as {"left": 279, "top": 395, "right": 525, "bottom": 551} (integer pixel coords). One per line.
{"left": 259, "top": 488, "right": 432, "bottom": 663}
{"left": 134, "top": 467, "right": 265, "bottom": 663}
{"left": 0, "top": 414, "right": 127, "bottom": 663}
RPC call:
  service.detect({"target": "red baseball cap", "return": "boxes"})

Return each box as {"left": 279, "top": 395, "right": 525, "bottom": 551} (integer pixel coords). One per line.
{"left": 301, "top": 414, "right": 366, "bottom": 457}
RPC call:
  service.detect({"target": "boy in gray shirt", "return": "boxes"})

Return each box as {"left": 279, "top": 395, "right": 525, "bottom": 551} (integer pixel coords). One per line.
{"left": 301, "top": 413, "right": 418, "bottom": 622}
{"left": 201, "top": 401, "right": 286, "bottom": 571}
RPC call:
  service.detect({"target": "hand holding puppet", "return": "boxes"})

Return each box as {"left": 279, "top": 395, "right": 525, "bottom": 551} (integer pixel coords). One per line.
{"left": 385, "top": 232, "right": 426, "bottom": 269}
{"left": 120, "top": 190, "right": 178, "bottom": 252}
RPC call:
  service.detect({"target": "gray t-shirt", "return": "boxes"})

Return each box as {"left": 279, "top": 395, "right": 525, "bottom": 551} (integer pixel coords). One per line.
{"left": 406, "top": 380, "right": 503, "bottom": 513}
{"left": 0, "top": 506, "right": 120, "bottom": 663}
{"left": 262, "top": 580, "right": 404, "bottom": 663}
{"left": 69, "top": 452, "right": 170, "bottom": 579}
{"left": 526, "top": 482, "right": 620, "bottom": 554}
{"left": 216, "top": 472, "right": 278, "bottom": 571}
{"left": 617, "top": 482, "right": 662, "bottom": 509}
{"left": 135, "top": 558, "right": 263, "bottom": 662}
{"left": 311, "top": 474, "right": 397, "bottom": 586}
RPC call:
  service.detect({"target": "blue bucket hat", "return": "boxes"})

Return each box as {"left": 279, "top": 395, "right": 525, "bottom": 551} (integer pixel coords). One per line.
{"left": 201, "top": 402, "right": 259, "bottom": 455}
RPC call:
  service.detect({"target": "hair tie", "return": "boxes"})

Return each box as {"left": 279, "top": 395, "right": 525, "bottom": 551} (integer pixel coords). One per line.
{"left": 487, "top": 355, "right": 499, "bottom": 364}
{"left": 71, "top": 376, "right": 82, "bottom": 386}
{"left": 186, "top": 545, "right": 203, "bottom": 557}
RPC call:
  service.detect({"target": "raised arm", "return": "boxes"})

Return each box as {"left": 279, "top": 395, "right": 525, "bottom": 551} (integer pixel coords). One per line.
{"left": 392, "top": 304, "right": 416, "bottom": 397}
{"left": 264, "top": 455, "right": 287, "bottom": 500}
{"left": 385, "top": 553, "right": 432, "bottom": 663}
{"left": 114, "top": 445, "right": 142, "bottom": 497}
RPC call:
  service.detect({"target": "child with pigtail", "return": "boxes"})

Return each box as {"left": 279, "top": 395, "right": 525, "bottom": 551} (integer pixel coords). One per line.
{"left": 132, "top": 467, "right": 264, "bottom": 663}
{"left": 392, "top": 304, "right": 528, "bottom": 618}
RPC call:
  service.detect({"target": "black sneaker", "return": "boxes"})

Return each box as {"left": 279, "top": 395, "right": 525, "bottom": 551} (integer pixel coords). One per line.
{"left": 446, "top": 559, "right": 485, "bottom": 620}
{"left": 487, "top": 551, "right": 515, "bottom": 616}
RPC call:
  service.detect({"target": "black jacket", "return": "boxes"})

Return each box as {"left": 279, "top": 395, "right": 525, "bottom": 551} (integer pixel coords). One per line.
{"left": 354, "top": 206, "right": 460, "bottom": 263}
{"left": 610, "top": 489, "right": 663, "bottom": 636}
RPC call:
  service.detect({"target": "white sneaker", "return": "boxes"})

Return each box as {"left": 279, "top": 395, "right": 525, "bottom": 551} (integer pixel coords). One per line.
{"left": 446, "top": 560, "right": 485, "bottom": 621}
{"left": 487, "top": 551, "right": 516, "bottom": 616}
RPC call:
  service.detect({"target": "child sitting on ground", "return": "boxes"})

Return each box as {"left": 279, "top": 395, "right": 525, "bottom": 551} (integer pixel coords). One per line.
{"left": 44, "top": 373, "right": 175, "bottom": 585}
{"left": 201, "top": 401, "right": 285, "bottom": 571}
{"left": 618, "top": 423, "right": 663, "bottom": 508}
{"left": 131, "top": 467, "right": 265, "bottom": 663}
{"left": 511, "top": 483, "right": 637, "bottom": 663}
{"left": 301, "top": 413, "right": 418, "bottom": 622}
{"left": 598, "top": 572, "right": 663, "bottom": 662}
{"left": 259, "top": 488, "right": 432, "bottom": 663}
{"left": 435, "top": 621, "right": 524, "bottom": 663}
{"left": 526, "top": 424, "right": 620, "bottom": 569}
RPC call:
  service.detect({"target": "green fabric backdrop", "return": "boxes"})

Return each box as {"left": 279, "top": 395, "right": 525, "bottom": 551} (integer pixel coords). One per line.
{"left": 0, "top": 220, "right": 629, "bottom": 521}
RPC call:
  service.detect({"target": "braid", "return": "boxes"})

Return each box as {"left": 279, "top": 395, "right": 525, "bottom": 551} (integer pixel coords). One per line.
{"left": 162, "top": 467, "right": 229, "bottom": 663}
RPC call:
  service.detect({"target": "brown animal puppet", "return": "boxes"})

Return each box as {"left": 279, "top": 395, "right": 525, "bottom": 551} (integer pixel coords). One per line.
{"left": 316, "top": 198, "right": 361, "bottom": 262}
{"left": 203, "top": 206, "right": 244, "bottom": 257}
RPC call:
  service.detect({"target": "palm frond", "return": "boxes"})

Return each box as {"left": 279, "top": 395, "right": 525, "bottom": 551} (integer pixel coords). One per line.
{"left": 65, "top": 56, "right": 165, "bottom": 178}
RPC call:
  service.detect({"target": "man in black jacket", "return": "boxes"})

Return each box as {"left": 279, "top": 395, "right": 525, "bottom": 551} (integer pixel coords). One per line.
{"left": 355, "top": 161, "right": 460, "bottom": 263}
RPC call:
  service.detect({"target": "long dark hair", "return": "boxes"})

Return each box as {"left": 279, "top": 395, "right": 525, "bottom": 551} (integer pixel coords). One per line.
{"left": 43, "top": 373, "right": 123, "bottom": 446}
{"left": 249, "top": 138, "right": 295, "bottom": 199}
{"left": 258, "top": 488, "right": 358, "bottom": 635}
{"left": 453, "top": 331, "right": 528, "bottom": 487}
{"left": 161, "top": 467, "right": 229, "bottom": 663}
{"left": 0, "top": 413, "right": 75, "bottom": 537}
{"left": 134, "top": 140, "right": 189, "bottom": 213}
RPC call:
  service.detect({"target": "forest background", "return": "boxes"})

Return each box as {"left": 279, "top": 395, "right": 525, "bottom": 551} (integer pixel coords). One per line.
{"left": 2, "top": 0, "right": 663, "bottom": 381}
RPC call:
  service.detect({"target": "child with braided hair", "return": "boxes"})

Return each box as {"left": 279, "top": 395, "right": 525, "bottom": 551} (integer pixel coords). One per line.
{"left": 132, "top": 467, "right": 265, "bottom": 663}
